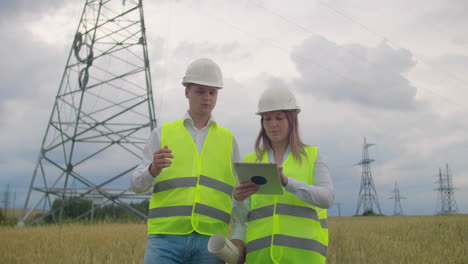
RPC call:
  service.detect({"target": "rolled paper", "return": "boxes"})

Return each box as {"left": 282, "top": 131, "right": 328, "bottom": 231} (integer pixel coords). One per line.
{"left": 208, "top": 234, "right": 240, "bottom": 264}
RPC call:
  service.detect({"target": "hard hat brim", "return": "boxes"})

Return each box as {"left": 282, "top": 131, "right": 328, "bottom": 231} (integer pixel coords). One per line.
{"left": 182, "top": 80, "right": 223, "bottom": 89}
{"left": 256, "top": 109, "right": 301, "bottom": 115}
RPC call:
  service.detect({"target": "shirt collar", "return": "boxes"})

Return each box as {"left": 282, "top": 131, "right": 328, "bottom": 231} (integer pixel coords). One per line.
{"left": 183, "top": 111, "right": 216, "bottom": 129}
{"left": 267, "top": 144, "right": 291, "bottom": 164}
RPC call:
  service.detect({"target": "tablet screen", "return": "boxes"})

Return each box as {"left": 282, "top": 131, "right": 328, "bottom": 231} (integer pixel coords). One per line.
{"left": 233, "top": 162, "right": 283, "bottom": 195}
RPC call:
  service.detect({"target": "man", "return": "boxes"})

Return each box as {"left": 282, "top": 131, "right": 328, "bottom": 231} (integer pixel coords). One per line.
{"left": 132, "top": 58, "right": 240, "bottom": 264}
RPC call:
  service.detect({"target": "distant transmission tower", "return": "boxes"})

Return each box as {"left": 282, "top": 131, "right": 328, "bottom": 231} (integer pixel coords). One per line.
{"left": 20, "top": 0, "right": 156, "bottom": 226}
{"left": 389, "top": 181, "right": 405, "bottom": 215}
{"left": 355, "top": 137, "right": 382, "bottom": 215}
{"left": 2, "top": 184, "right": 10, "bottom": 218}
{"left": 435, "top": 164, "right": 458, "bottom": 215}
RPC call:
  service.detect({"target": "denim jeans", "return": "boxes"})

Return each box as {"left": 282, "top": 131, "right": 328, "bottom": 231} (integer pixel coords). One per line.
{"left": 144, "top": 233, "right": 224, "bottom": 264}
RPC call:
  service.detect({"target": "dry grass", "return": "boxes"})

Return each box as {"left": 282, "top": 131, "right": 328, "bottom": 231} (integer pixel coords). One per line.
{"left": 0, "top": 223, "right": 147, "bottom": 264}
{"left": 1, "top": 215, "right": 467, "bottom": 263}
{"left": 328, "top": 215, "right": 468, "bottom": 264}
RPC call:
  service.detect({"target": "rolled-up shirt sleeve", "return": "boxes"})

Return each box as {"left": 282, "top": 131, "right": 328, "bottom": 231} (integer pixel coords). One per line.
{"left": 230, "top": 136, "right": 247, "bottom": 240}
{"left": 284, "top": 152, "right": 335, "bottom": 208}
{"left": 232, "top": 137, "right": 241, "bottom": 163}
{"left": 231, "top": 198, "right": 249, "bottom": 241}
{"left": 131, "top": 126, "right": 162, "bottom": 193}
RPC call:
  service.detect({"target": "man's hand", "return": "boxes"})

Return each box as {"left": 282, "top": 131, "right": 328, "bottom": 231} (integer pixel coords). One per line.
{"left": 230, "top": 239, "right": 246, "bottom": 264}
{"left": 234, "top": 182, "right": 259, "bottom": 201}
{"left": 149, "top": 145, "right": 174, "bottom": 177}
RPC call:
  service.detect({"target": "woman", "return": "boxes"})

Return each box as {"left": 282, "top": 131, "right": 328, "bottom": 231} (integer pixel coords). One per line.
{"left": 231, "top": 86, "right": 335, "bottom": 264}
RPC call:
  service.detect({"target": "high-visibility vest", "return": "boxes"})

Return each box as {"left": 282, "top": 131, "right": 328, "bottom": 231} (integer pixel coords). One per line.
{"left": 245, "top": 146, "right": 328, "bottom": 264}
{"left": 147, "top": 119, "right": 235, "bottom": 237}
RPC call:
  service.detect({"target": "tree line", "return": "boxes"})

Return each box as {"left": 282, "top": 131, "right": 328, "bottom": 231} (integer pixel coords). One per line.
{"left": 41, "top": 198, "right": 150, "bottom": 223}
{"left": 0, "top": 198, "right": 150, "bottom": 226}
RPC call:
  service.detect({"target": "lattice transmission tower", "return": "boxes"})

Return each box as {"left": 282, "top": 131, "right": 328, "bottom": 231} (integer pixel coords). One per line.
{"left": 389, "top": 181, "right": 405, "bottom": 215}
{"left": 435, "top": 164, "right": 458, "bottom": 215}
{"left": 19, "top": 0, "right": 156, "bottom": 226}
{"left": 355, "top": 138, "right": 382, "bottom": 215}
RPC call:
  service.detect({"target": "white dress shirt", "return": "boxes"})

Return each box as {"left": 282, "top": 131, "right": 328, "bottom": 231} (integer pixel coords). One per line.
{"left": 231, "top": 147, "right": 335, "bottom": 241}
{"left": 131, "top": 111, "right": 240, "bottom": 193}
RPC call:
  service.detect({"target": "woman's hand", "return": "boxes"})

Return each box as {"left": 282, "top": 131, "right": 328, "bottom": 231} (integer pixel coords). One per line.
{"left": 234, "top": 182, "right": 260, "bottom": 200}
{"left": 278, "top": 165, "right": 288, "bottom": 186}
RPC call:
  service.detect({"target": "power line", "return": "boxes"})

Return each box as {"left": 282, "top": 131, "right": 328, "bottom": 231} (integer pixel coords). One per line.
{"left": 355, "top": 137, "right": 382, "bottom": 215}
{"left": 389, "top": 181, "right": 406, "bottom": 215}
{"left": 172, "top": 0, "right": 418, "bottom": 111}
{"left": 318, "top": 0, "right": 467, "bottom": 85}
{"left": 435, "top": 164, "right": 458, "bottom": 214}
{"left": 315, "top": 0, "right": 468, "bottom": 109}
{"left": 20, "top": 0, "right": 155, "bottom": 226}
{"left": 2, "top": 185, "right": 9, "bottom": 218}
{"left": 155, "top": 0, "right": 175, "bottom": 123}
{"left": 244, "top": 0, "right": 468, "bottom": 112}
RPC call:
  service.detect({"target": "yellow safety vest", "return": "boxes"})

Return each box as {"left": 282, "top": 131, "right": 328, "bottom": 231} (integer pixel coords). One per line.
{"left": 245, "top": 146, "right": 328, "bottom": 264}
{"left": 147, "top": 119, "right": 235, "bottom": 237}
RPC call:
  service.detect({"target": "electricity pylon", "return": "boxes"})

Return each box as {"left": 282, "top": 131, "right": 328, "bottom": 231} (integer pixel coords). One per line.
{"left": 19, "top": 0, "right": 156, "bottom": 226}
{"left": 389, "top": 181, "right": 405, "bottom": 215}
{"left": 355, "top": 137, "right": 382, "bottom": 215}
{"left": 435, "top": 164, "right": 458, "bottom": 215}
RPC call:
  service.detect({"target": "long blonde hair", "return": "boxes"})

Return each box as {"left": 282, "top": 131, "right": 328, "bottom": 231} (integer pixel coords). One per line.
{"left": 254, "top": 110, "right": 307, "bottom": 164}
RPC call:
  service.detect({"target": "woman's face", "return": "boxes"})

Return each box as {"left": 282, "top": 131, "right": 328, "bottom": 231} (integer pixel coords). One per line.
{"left": 262, "top": 111, "right": 290, "bottom": 145}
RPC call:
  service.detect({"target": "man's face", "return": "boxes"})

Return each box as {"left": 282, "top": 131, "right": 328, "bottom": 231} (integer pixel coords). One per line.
{"left": 185, "top": 84, "right": 219, "bottom": 116}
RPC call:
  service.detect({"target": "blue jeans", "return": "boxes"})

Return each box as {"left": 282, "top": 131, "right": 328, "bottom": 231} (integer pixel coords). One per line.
{"left": 144, "top": 233, "right": 224, "bottom": 264}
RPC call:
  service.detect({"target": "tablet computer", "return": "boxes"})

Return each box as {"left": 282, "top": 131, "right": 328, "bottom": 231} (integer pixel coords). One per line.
{"left": 233, "top": 162, "right": 283, "bottom": 195}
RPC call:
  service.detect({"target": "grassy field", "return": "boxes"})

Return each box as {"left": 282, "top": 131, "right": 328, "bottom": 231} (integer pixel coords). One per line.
{"left": 1, "top": 223, "right": 146, "bottom": 264}
{"left": 1, "top": 215, "right": 467, "bottom": 263}
{"left": 328, "top": 215, "right": 467, "bottom": 263}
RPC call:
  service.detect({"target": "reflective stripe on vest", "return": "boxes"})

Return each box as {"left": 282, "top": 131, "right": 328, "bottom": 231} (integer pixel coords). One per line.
{"left": 152, "top": 176, "right": 233, "bottom": 196}
{"left": 247, "top": 235, "right": 327, "bottom": 257}
{"left": 248, "top": 203, "right": 319, "bottom": 222}
{"left": 148, "top": 203, "right": 231, "bottom": 223}
{"left": 147, "top": 119, "right": 235, "bottom": 236}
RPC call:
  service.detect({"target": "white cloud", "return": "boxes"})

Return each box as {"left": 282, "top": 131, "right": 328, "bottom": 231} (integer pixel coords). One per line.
{"left": 291, "top": 36, "right": 419, "bottom": 110}
{"left": 1, "top": 0, "right": 467, "bottom": 216}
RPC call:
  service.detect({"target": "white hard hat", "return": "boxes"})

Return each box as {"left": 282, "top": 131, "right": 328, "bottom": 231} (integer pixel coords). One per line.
{"left": 182, "top": 58, "right": 223, "bottom": 88}
{"left": 256, "top": 86, "right": 301, "bottom": 115}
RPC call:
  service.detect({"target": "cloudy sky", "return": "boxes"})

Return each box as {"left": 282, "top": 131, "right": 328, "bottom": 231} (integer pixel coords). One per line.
{"left": 1, "top": 0, "right": 467, "bottom": 217}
